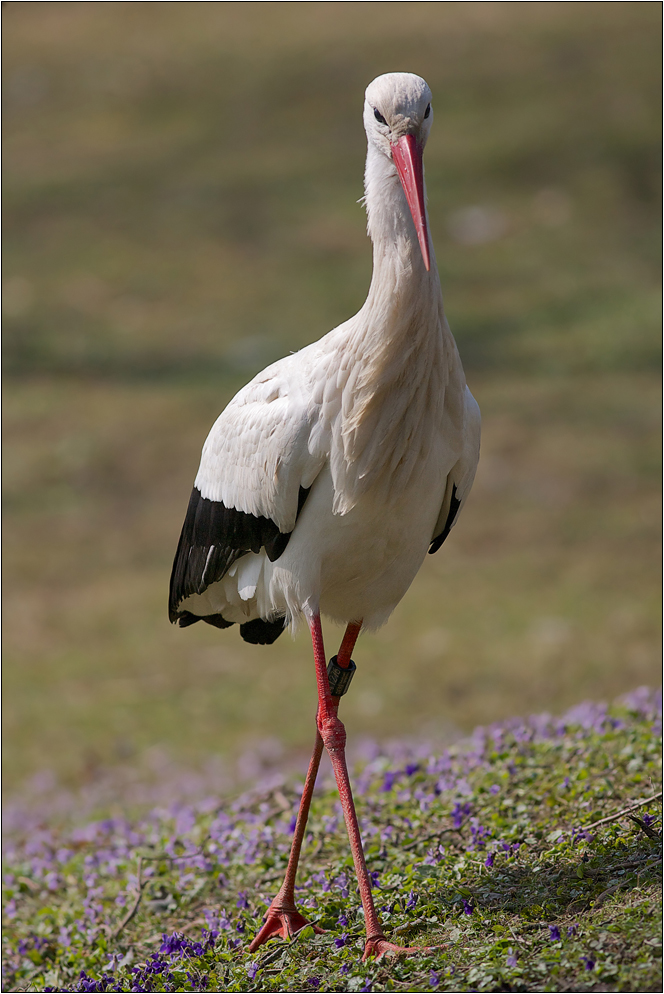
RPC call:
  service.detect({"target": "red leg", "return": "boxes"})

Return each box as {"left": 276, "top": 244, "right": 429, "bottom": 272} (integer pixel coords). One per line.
{"left": 337, "top": 619, "right": 362, "bottom": 667}
{"left": 248, "top": 618, "right": 363, "bottom": 952}
{"left": 248, "top": 730, "right": 325, "bottom": 950}
{"left": 311, "top": 614, "right": 439, "bottom": 961}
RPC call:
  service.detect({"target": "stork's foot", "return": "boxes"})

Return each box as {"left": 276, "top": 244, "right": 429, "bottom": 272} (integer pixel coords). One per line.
{"left": 248, "top": 901, "right": 324, "bottom": 952}
{"left": 362, "top": 935, "right": 442, "bottom": 961}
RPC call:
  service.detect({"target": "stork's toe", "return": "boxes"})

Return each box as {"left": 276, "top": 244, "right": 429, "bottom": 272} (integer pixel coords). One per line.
{"left": 248, "top": 905, "right": 324, "bottom": 953}
{"left": 362, "top": 936, "right": 444, "bottom": 961}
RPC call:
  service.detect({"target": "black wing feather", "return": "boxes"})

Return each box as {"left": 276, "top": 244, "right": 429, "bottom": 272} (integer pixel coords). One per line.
{"left": 168, "top": 486, "right": 311, "bottom": 630}
{"left": 239, "top": 618, "right": 287, "bottom": 644}
{"left": 428, "top": 484, "right": 461, "bottom": 555}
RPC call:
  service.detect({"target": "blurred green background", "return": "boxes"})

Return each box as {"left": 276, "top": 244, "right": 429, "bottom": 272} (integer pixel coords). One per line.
{"left": 3, "top": 3, "right": 661, "bottom": 797}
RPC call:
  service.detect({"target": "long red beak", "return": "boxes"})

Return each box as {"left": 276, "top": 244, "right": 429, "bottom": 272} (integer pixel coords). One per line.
{"left": 392, "top": 134, "right": 430, "bottom": 271}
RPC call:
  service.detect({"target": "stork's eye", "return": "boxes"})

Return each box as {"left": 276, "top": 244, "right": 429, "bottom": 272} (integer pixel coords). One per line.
{"left": 424, "top": 104, "right": 431, "bottom": 119}
{"left": 374, "top": 108, "right": 387, "bottom": 125}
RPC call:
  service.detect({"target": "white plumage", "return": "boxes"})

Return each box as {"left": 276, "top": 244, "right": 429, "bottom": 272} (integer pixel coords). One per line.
{"left": 170, "top": 71, "right": 480, "bottom": 640}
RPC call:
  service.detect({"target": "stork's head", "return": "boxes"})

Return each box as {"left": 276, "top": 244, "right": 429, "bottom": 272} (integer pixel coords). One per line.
{"left": 364, "top": 72, "right": 433, "bottom": 270}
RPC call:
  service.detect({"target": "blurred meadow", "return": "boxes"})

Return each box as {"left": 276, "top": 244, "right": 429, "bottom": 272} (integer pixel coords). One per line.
{"left": 3, "top": 3, "right": 661, "bottom": 801}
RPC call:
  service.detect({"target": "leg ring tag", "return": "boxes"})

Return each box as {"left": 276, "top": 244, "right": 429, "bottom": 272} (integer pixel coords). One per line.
{"left": 327, "top": 655, "right": 357, "bottom": 697}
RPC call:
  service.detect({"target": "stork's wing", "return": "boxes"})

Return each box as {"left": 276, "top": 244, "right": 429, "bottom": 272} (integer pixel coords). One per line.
{"left": 169, "top": 357, "right": 324, "bottom": 623}
{"left": 429, "top": 386, "right": 481, "bottom": 554}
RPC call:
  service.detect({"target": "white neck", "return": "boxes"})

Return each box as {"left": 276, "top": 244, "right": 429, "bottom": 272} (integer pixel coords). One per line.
{"left": 323, "top": 143, "right": 463, "bottom": 513}
{"left": 364, "top": 142, "right": 437, "bottom": 303}
{"left": 349, "top": 142, "right": 445, "bottom": 380}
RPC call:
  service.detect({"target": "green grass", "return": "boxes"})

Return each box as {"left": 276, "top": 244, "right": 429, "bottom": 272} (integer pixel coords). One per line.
{"left": 2, "top": 4, "right": 661, "bottom": 796}
{"left": 2, "top": 695, "right": 661, "bottom": 991}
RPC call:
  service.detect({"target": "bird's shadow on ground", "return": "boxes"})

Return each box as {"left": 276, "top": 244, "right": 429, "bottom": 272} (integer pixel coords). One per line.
{"left": 455, "top": 829, "right": 661, "bottom": 919}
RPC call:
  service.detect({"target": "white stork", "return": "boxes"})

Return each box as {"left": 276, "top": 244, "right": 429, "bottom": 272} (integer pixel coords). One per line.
{"left": 169, "top": 72, "right": 480, "bottom": 959}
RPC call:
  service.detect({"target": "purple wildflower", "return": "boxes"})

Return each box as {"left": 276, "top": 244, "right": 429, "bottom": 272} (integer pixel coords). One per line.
{"left": 311, "top": 869, "right": 332, "bottom": 892}
{"left": 236, "top": 890, "right": 249, "bottom": 909}
{"left": 462, "top": 898, "right": 474, "bottom": 915}
{"left": 484, "top": 852, "right": 495, "bottom": 868}
{"left": 581, "top": 955, "right": 595, "bottom": 971}
{"left": 186, "top": 973, "right": 205, "bottom": 989}
{"left": 489, "top": 784, "right": 500, "bottom": 794}
{"left": 549, "top": 925, "right": 561, "bottom": 941}
{"left": 381, "top": 771, "right": 399, "bottom": 792}
{"left": 339, "top": 964, "right": 351, "bottom": 975}
{"left": 405, "top": 763, "right": 419, "bottom": 776}
{"left": 308, "top": 978, "right": 320, "bottom": 989}
{"left": 429, "top": 970, "right": 440, "bottom": 988}
{"left": 335, "top": 933, "right": 348, "bottom": 948}
{"left": 506, "top": 951, "right": 518, "bottom": 968}
{"left": 247, "top": 962, "right": 259, "bottom": 980}
{"left": 469, "top": 820, "right": 491, "bottom": 850}
{"left": 424, "top": 844, "right": 444, "bottom": 866}
{"left": 334, "top": 872, "right": 350, "bottom": 898}
{"left": 160, "top": 932, "right": 191, "bottom": 958}
{"left": 369, "top": 870, "right": 381, "bottom": 889}
{"left": 619, "top": 685, "right": 660, "bottom": 718}
{"left": 567, "top": 924, "right": 579, "bottom": 937}
{"left": 406, "top": 890, "right": 418, "bottom": 910}
{"left": 451, "top": 801, "right": 473, "bottom": 828}
{"left": 337, "top": 913, "right": 348, "bottom": 927}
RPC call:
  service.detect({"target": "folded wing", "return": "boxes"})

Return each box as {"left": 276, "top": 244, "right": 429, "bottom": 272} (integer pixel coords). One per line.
{"left": 169, "top": 358, "right": 324, "bottom": 626}
{"left": 429, "top": 386, "right": 481, "bottom": 554}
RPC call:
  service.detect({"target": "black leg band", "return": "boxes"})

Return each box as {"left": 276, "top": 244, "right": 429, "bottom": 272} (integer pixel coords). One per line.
{"left": 327, "top": 655, "right": 357, "bottom": 697}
